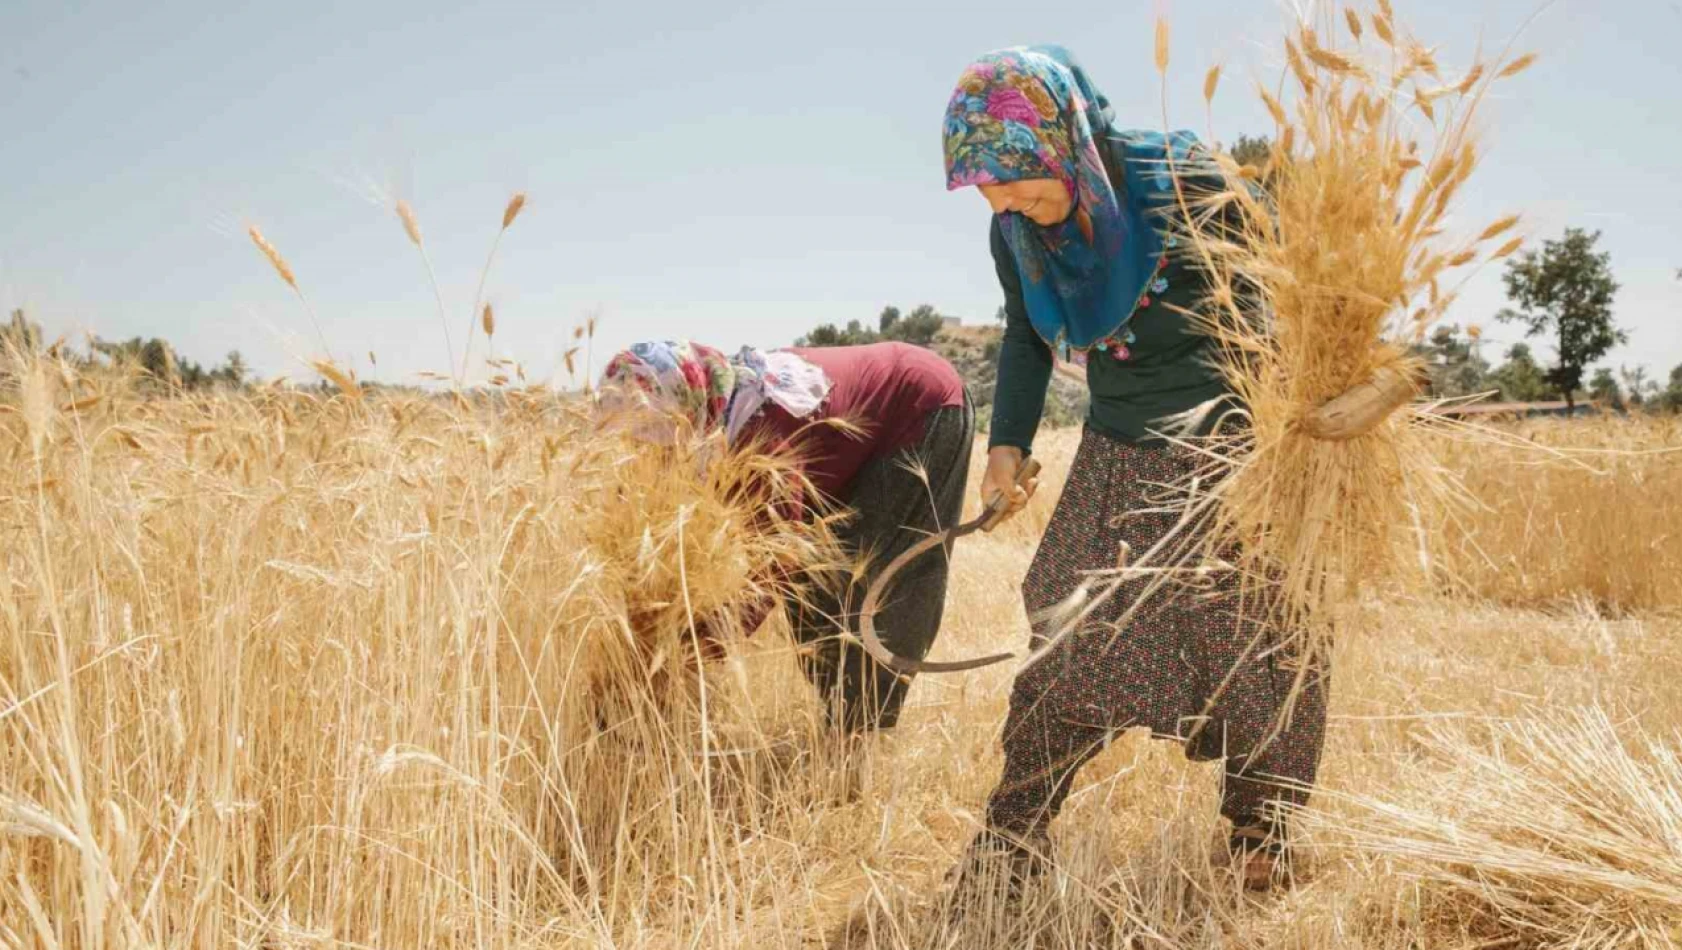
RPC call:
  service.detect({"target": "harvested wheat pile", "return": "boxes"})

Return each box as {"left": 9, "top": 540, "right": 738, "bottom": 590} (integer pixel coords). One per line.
{"left": 1307, "top": 707, "right": 1682, "bottom": 949}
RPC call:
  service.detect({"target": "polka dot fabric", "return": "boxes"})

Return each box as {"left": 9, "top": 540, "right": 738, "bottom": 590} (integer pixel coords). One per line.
{"left": 986, "top": 427, "right": 1329, "bottom": 839}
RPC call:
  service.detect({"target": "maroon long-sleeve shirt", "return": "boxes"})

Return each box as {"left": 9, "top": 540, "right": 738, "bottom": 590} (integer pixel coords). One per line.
{"left": 696, "top": 342, "right": 967, "bottom": 654}
{"left": 739, "top": 342, "right": 966, "bottom": 505}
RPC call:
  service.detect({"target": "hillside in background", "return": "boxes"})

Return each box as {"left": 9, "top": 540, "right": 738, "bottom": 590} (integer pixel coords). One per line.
{"left": 931, "top": 324, "right": 1088, "bottom": 431}
{"left": 792, "top": 305, "right": 1088, "bottom": 432}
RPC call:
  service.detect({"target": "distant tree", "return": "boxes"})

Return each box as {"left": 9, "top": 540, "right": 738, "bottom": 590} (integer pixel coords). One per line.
{"left": 1226, "top": 134, "right": 1283, "bottom": 193}
{"left": 1661, "top": 363, "right": 1682, "bottom": 413}
{"left": 1229, "top": 135, "right": 1272, "bottom": 168}
{"left": 1416, "top": 324, "right": 1491, "bottom": 398}
{"left": 1620, "top": 365, "right": 1659, "bottom": 409}
{"left": 994, "top": 305, "right": 1007, "bottom": 326}
{"left": 801, "top": 303, "right": 949, "bottom": 349}
{"left": 882, "top": 304, "right": 945, "bottom": 346}
{"left": 796, "top": 320, "right": 875, "bottom": 348}
{"left": 1, "top": 313, "right": 249, "bottom": 392}
{"left": 795, "top": 324, "right": 844, "bottom": 347}
{"left": 91, "top": 336, "right": 182, "bottom": 384}
{"left": 1588, "top": 367, "right": 1623, "bottom": 409}
{"left": 88, "top": 336, "right": 248, "bottom": 391}
{"left": 1496, "top": 228, "right": 1624, "bottom": 411}
{"left": 0, "top": 310, "right": 46, "bottom": 386}
{"left": 1489, "top": 343, "right": 1552, "bottom": 402}
{"left": 3, "top": 308, "right": 43, "bottom": 354}
{"left": 218, "top": 351, "right": 249, "bottom": 387}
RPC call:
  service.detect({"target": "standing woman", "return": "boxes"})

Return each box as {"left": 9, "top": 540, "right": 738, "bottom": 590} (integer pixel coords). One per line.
{"left": 942, "top": 45, "right": 1328, "bottom": 888}
{"left": 599, "top": 340, "right": 972, "bottom": 734}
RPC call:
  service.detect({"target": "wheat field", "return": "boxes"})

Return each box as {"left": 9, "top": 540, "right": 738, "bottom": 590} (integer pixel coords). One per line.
{"left": 4, "top": 355, "right": 1682, "bottom": 948}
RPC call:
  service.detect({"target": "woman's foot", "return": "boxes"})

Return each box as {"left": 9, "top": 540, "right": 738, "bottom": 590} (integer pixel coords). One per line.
{"left": 1227, "top": 823, "right": 1292, "bottom": 892}
{"left": 1237, "top": 846, "right": 1282, "bottom": 891}
{"left": 947, "top": 828, "right": 1052, "bottom": 912}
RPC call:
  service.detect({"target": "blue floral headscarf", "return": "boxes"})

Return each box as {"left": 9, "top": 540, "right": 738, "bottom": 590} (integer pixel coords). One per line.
{"left": 943, "top": 45, "right": 1206, "bottom": 356}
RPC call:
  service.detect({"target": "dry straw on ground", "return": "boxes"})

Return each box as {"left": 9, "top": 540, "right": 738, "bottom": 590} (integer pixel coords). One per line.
{"left": 1306, "top": 708, "right": 1682, "bottom": 949}
{"left": 5, "top": 386, "right": 1682, "bottom": 946}
{"left": 1428, "top": 416, "right": 1682, "bottom": 612}
{"left": 10, "top": 4, "right": 1682, "bottom": 945}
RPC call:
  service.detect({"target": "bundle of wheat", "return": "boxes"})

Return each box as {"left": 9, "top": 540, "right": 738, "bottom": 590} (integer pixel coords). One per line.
{"left": 1305, "top": 708, "right": 1682, "bottom": 948}
{"left": 1159, "top": 2, "right": 1538, "bottom": 663}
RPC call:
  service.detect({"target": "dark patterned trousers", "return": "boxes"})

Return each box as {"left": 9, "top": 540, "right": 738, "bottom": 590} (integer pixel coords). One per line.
{"left": 986, "top": 427, "right": 1329, "bottom": 837}
{"left": 788, "top": 399, "right": 974, "bottom": 732}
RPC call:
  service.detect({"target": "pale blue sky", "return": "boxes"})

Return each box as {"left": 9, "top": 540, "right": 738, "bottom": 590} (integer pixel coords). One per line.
{"left": 3, "top": 0, "right": 1678, "bottom": 386}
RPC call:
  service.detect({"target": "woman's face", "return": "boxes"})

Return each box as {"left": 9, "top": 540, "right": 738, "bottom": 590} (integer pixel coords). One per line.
{"left": 978, "top": 179, "right": 1072, "bottom": 227}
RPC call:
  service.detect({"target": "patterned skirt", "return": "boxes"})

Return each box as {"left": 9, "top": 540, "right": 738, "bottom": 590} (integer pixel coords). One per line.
{"left": 986, "top": 427, "right": 1329, "bottom": 837}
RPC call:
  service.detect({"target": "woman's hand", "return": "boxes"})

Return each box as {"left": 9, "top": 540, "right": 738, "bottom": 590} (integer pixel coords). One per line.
{"left": 1301, "top": 364, "right": 1420, "bottom": 441}
{"left": 980, "top": 446, "right": 1039, "bottom": 531}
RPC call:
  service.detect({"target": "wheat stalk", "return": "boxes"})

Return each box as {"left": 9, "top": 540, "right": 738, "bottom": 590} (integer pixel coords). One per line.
{"left": 1498, "top": 52, "right": 1539, "bottom": 78}
{"left": 393, "top": 199, "right": 459, "bottom": 383}
{"left": 1132, "top": 4, "right": 1548, "bottom": 713}
{"left": 462, "top": 192, "right": 528, "bottom": 381}
{"left": 248, "top": 225, "right": 331, "bottom": 358}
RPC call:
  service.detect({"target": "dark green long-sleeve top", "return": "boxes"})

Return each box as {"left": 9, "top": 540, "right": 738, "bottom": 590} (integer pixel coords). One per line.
{"left": 988, "top": 218, "right": 1230, "bottom": 451}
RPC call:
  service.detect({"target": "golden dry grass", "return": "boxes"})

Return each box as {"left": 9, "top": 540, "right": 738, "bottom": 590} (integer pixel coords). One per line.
{"left": 1429, "top": 416, "right": 1682, "bottom": 612}
{"left": 0, "top": 357, "right": 847, "bottom": 946}
{"left": 5, "top": 6, "right": 1676, "bottom": 943}
{"left": 6, "top": 375, "right": 1682, "bottom": 947}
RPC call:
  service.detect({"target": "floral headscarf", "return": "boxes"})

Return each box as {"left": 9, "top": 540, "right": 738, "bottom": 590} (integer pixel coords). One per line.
{"left": 725, "top": 347, "right": 831, "bottom": 443}
{"left": 600, "top": 340, "right": 736, "bottom": 437}
{"left": 943, "top": 45, "right": 1206, "bottom": 356}
{"left": 599, "top": 341, "right": 831, "bottom": 445}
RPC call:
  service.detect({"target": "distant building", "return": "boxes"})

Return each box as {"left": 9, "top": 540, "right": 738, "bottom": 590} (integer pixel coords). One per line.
{"left": 941, "top": 315, "right": 962, "bottom": 328}
{"left": 1430, "top": 400, "right": 1606, "bottom": 420}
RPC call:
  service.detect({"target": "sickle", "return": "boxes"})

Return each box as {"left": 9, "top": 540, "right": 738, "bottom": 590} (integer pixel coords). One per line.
{"left": 853, "top": 457, "right": 1041, "bottom": 674}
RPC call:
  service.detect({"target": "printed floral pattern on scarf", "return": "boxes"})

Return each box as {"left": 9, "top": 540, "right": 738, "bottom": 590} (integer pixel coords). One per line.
{"left": 725, "top": 347, "right": 832, "bottom": 444}
{"left": 600, "top": 340, "right": 736, "bottom": 433}
{"left": 945, "top": 48, "right": 1215, "bottom": 361}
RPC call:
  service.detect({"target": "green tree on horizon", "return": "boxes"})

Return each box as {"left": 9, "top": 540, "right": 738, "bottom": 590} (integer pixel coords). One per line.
{"left": 1228, "top": 134, "right": 1273, "bottom": 170}
{"left": 1416, "top": 324, "right": 1492, "bottom": 398}
{"left": 1587, "top": 367, "right": 1623, "bottom": 409}
{"left": 1497, "top": 228, "right": 1624, "bottom": 411}
{"left": 796, "top": 303, "right": 947, "bottom": 349}
{"left": 1620, "top": 365, "right": 1659, "bottom": 409}
{"left": 1661, "top": 363, "right": 1682, "bottom": 413}
{"left": 3, "top": 308, "right": 248, "bottom": 391}
{"left": 1489, "top": 343, "right": 1553, "bottom": 403}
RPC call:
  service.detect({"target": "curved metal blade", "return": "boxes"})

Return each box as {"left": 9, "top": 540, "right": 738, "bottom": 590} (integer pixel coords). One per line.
{"left": 852, "top": 457, "right": 1040, "bottom": 675}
